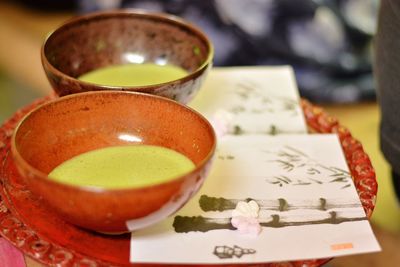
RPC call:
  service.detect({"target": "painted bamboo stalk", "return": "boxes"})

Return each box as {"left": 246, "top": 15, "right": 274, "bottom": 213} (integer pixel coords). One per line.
{"left": 173, "top": 211, "right": 367, "bottom": 233}
{"left": 199, "top": 195, "right": 362, "bottom": 212}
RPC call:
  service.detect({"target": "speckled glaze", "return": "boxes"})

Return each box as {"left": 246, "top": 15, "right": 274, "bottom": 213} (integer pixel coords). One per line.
{"left": 41, "top": 9, "right": 213, "bottom": 103}
{"left": 0, "top": 97, "right": 376, "bottom": 267}
{"left": 10, "top": 91, "right": 216, "bottom": 233}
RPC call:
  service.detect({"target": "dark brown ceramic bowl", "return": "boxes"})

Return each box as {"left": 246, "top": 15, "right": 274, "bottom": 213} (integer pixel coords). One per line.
{"left": 11, "top": 91, "right": 216, "bottom": 233}
{"left": 41, "top": 9, "right": 213, "bottom": 103}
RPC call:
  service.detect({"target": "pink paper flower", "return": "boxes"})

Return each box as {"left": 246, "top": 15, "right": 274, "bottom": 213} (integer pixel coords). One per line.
{"left": 210, "top": 110, "right": 233, "bottom": 138}
{"left": 231, "top": 216, "right": 262, "bottom": 236}
{"left": 231, "top": 200, "right": 262, "bottom": 236}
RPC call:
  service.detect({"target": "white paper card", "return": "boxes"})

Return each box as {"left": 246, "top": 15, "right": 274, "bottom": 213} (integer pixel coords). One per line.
{"left": 130, "top": 135, "right": 380, "bottom": 264}
{"left": 189, "top": 66, "right": 308, "bottom": 135}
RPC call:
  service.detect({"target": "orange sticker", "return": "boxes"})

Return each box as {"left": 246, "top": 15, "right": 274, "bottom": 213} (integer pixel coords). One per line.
{"left": 330, "top": 243, "right": 354, "bottom": 251}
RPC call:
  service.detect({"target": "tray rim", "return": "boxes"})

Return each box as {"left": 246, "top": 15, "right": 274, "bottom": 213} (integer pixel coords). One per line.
{"left": 0, "top": 96, "right": 377, "bottom": 267}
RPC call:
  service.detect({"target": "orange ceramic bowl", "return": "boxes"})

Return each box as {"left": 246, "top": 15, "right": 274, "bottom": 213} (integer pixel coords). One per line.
{"left": 41, "top": 9, "right": 213, "bottom": 104}
{"left": 11, "top": 91, "right": 216, "bottom": 233}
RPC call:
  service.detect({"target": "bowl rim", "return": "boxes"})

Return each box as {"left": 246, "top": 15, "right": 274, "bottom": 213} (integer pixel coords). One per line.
{"left": 41, "top": 8, "right": 214, "bottom": 91}
{"left": 11, "top": 90, "right": 216, "bottom": 193}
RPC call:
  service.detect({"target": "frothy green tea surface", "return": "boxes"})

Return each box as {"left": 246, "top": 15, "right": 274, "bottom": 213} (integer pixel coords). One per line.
{"left": 78, "top": 63, "right": 187, "bottom": 86}
{"left": 48, "top": 145, "right": 195, "bottom": 189}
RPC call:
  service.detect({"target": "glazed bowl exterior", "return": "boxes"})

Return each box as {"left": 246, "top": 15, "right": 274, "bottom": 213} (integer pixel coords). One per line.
{"left": 41, "top": 9, "right": 213, "bottom": 104}
{"left": 11, "top": 91, "right": 216, "bottom": 233}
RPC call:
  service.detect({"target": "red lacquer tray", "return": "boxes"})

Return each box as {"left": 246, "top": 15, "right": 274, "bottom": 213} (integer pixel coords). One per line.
{"left": 0, "top": 97, "right": 378, "bottom": 267}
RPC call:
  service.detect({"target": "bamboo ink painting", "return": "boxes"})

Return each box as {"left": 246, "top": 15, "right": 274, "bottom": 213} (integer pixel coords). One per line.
{"left": 130, "top": 134, "right": 380, "bottom": 264}
{"left": 189, "top": 66, "right": 308, "bottom": 135}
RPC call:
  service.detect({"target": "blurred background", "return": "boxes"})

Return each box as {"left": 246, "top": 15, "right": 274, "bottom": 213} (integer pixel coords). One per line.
{"left": 0, "top": 0, "right": 399, "bottom": 266}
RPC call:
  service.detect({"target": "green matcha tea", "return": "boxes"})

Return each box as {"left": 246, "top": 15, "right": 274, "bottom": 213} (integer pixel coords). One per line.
{"left": 48, "top": 145, "right": 195, "bottom": 189}
{"left": 79, "top": 63, "right": 187, "bottom": 87}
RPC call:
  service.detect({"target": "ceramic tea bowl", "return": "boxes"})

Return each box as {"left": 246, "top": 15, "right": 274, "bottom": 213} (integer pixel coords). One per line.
{"left": 11, "top": 91, "right": 216, "bottom": 233}
{"left": 41, "top": 9, "right": 213, "bottom": 104}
